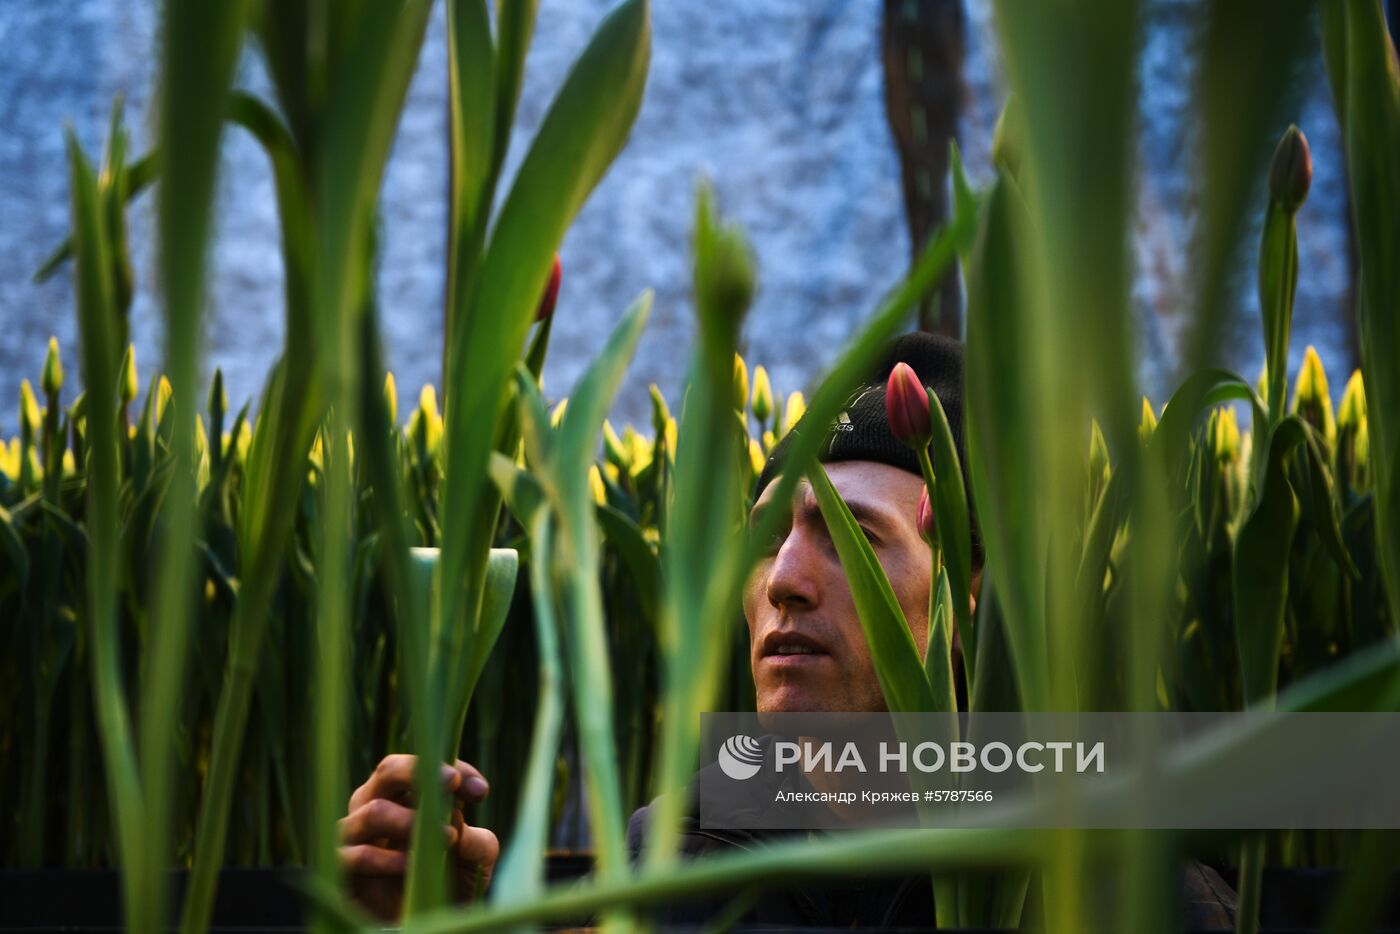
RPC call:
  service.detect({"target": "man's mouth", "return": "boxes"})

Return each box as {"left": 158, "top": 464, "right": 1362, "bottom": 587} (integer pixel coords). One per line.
{"left": 760, "top": 631, "right": 830, "bottom": 667}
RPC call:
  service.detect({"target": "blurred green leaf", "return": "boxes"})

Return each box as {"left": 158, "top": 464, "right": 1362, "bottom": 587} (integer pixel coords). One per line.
{"left": 808, "top": 461, "right": 936, "bottom": 714}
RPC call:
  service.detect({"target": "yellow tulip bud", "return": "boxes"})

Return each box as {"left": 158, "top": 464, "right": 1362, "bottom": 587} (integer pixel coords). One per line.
{"left": 19, "top": 380, "right": 41, "bottom": 438}
{"left": 156, "top": 375, "right": 173, "bottom": 424}
{"left": 1337, "top": 369, "right": 1366, "bottom": 431}
{"left": 748, "top": 437, "right": 765, "bottom": 476}
{"left": 782, "top": 391, "right": 806, "bottom": 436}
{"left": 751, "top": 365, "right": 773, "bottom": 424}
{"left": 42, "top": 337, "right": 63, "bottom": 399}
{"left": 1210, "top": 407, "right": 1241, "bottom": 464}
{"left": 1138, "top": 396, "right": 1158, "bottom": 445}
{"left": 550, "top": 398, "right": 569, "bottom": 428}
{"left": 1088, "top": 419, "right": 1109, "bottom": 477}
{"left": 418, "top": 384, "right": 443, "bottom": 454}
{"left": 0, "top": 438, "right": 17, "bottom": 479}
{"left": 626, "top": 426, "right": 652, "bottom": 476}
{"left": 383, "top": 372, "right": 398, "bottom": 427}
{"left": 118, "top": 344, "right": 138, "bottom": 406}
{"left": 1290, "top": 345, "right": 1335, "bottom": 449}
{"left": 236, "top": 421, "right": 252, "bottom": 461}
{"left": 589, "top": 464, "right": 607, "bottom": 505}
{"left": 603, "top": 420, "right": 630, "bottom": 470}
{"left": 733, "top": 353, "right": 749, "bottom": 413}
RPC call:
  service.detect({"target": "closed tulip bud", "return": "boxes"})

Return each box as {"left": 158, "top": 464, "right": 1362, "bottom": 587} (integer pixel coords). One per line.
{"left": 885, "top": 362, "right": 931, "bottom": 448}
{"left": 118, "top": 344, "right": 138, "bottom": 406}
{"left": 1088, "top": 419, "right": 1110, "bottom": 476}
{"left": 626, "top": 427, "right": 652, "bottom": 476}
{"left": 19, "top": 380, "right": 41, "bottom": 439}
{"left": 693, "top": 181, "right": 756, "bottom": 333}
{"left": 649, "top": 384, "right": 671, "bottom": 433}
{"left": 733, "top": 354, "right": 749, "bottom": 412}
{"left": 1, "top": 438, "right": 17, "bottom": 480}
{"left": 418, "top": 384, "right": 443, "bottom": 454}
{"left": 383, "top": 372, "right": 398, "bottom": 427}
{"left": 1139, "top": 396, "right": 1158, "bottom": 444}
{"left": 1333, "top": 370, "right": 1366, "bottom": 497}
{"left": 782, "top": 391, "right": 806, "bottom": 436}
{"left": 236, "top": 421, "right": 252, "bottom": 461}
{"left": 1291, "top": 345, "right": 1335, "bottom": 447}
{"left": 603, "top": 419, "right": 630, "bottom": 470}
{"left": 195, "top": 414, "right": 208, "bottom": 456}
{"left": 156, "top": 376, "right": 173, "bottom": 423}
{"left": 550, "top": 398, "right": 568, "bottom": 428}
{"left": 1269, "top": 125, "right": 1312, "bottom": 215}
{"left": 762, "top": 429, "right": 777, "bottom": 453}
{"left": 1337, "top": 369, "right": 1366, "bottom": 431}
{"left": 589, "top": 464, "right": 608, "bottom": 506}
{"left": 751, "top": 365, "right": 773, "bottom": 424}
{"left": 747, "top": 437, "right": 765, "bottom": 476}
{"left": 536, "top": 254, "right": 562, "bottom": 323}
{"left": 916, "top": 486, "right": 935, "bottom": 543}
{"left": 1210, "top": 407, "right": 1242, "bottom": 464}
{"left": 42, "top": 337, "right": 63, "bottom": 399}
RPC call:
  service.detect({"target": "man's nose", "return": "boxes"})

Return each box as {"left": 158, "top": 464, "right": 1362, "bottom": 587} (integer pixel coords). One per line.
{"left": 765, "top": 528, "right": 822, "bottom": 610}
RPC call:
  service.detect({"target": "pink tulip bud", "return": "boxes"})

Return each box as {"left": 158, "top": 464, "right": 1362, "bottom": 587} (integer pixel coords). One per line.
{"left": 885, "top": 362, "right": 931, "bottom": 447}
{"left": 916, "top": 486, "right": 935, "bottom": 543}
{"left": 536, "top": 254, "right": 562, "bottom": 322}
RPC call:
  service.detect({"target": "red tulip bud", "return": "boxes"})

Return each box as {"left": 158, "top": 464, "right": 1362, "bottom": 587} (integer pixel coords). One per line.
{"left": 885, "top": 362, "right": 931, "bottom": 447}
{"left": 916, "top": 486, "right": 935, "bottom": 543}
{"left": 536, "top": 254, "right": 562, "bottom": 322}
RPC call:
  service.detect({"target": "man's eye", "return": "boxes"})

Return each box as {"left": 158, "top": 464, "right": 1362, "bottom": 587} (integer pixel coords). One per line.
{"left": 859, "top": 525, "right": 880, "bottom": 546}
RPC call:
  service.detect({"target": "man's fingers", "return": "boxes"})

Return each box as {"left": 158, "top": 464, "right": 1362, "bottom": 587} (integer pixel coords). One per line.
{"left": 450, "top": 760, "right": 490, "bottom": 804}
{"left": 340, "top": 844, "right": 408, "bottom": 877}
{"left": 341, "top": 798, "right": 416, "bottom": 846}
{"left": 349, "top": 756, "right": 461, "bottom": 812}
{"left": 454, "top": 823, "right": 500, "bottom": 869}
{"left": 341, "top": 797, "right": 463, "bottom": 851}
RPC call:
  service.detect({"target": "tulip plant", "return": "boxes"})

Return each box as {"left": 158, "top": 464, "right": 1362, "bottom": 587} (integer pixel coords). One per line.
{"left": 3, "top": 0, "right": 1400, "bottom": 932}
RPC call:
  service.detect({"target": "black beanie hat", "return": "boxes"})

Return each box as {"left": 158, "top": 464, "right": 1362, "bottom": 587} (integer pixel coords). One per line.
{"left": 754, "top": 331, "right": 978, "bottom": 559}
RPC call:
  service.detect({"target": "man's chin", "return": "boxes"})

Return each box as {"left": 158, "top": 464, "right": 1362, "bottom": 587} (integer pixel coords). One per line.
{"left": 756, "top": 687, "right": 841, "bottom": 714}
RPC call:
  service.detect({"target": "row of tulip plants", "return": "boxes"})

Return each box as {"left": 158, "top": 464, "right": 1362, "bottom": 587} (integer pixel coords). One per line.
{"left": 3, "top": 0, "right": 1399, "bottom": 932}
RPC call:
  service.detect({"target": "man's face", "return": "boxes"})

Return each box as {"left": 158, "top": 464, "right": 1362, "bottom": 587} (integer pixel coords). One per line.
{"left": 743, "top": 460, "right": 932, "bottom": 713}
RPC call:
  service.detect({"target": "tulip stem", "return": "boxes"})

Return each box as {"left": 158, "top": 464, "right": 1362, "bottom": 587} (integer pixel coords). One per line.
{"left": 917, "top": 446, "right": 943, "bottom": 577}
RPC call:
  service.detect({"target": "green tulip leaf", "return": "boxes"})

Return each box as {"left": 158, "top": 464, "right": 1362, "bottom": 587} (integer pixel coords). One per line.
{"left": 928, "top": 386, "right": 975, "bottom": 678}
{"left": 807, "top": 461, "right": 936, "bottom": 714}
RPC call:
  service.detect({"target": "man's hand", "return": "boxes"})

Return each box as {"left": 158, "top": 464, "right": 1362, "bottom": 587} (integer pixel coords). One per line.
{"left": 340, "top": 754, "right": 500, "bottom": 921}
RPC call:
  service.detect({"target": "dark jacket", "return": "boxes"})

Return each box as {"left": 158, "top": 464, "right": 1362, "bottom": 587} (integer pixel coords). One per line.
{"left": 625, "top": 753, "right": 1238, "bottom": 929}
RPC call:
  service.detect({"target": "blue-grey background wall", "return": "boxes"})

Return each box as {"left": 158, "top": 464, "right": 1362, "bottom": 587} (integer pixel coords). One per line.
{"left": 0, "top": 1, "right": 1356, "bottom": 429}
